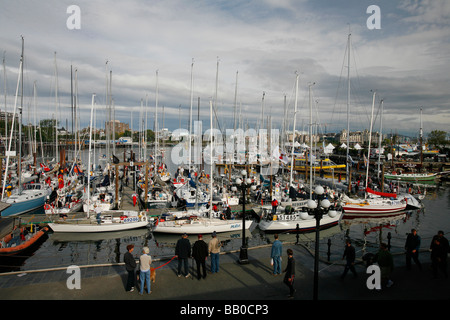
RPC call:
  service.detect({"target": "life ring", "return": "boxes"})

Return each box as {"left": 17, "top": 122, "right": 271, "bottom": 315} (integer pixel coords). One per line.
{"left": 44, "top": 204, "right": 51, "bottom": 211}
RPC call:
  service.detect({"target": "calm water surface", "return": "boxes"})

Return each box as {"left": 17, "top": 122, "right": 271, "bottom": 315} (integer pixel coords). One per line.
{"left": 2, "top": 146, "right": 449, "bottom": 272}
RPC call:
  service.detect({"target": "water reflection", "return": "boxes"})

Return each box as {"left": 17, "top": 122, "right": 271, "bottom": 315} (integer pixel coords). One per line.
{"left": 3, "top": 186, "right": 448, "bottom": 273}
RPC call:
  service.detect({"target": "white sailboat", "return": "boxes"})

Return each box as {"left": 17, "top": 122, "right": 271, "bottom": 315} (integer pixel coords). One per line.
{"left": 1, "top": 37, "right": 52, "bottom": 217}
{"left": 258, "top": 75, "right": 342, "bottom": 232}
{"left": 48, "top": 94, "right": 149, "bottom": 233}
{"left": 153, "top": 100, "right": 255, "bottom": 234}
{"left": 341, "top": 92, "right": 407, "bottom": 217}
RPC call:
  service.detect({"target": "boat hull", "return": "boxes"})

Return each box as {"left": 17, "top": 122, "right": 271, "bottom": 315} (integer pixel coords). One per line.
{"left": 1, "top": 193, "right": 49, "bottom": 217}
{"left": 342, "top": 203, "right": 407, "bottom": 218}
{"left": 48, "top": 213, "right": 149, "bottom": 233}
{"left": 258, "top": 212, "right": 342, "bottom": 233}
{"left": 153, "top": 219, "right": 254, "bottom": 234}
{"left": 384, "top": 173, "right": 438, "bottom": 182}
{"left": 0, "top": 227, "right": 49, "bottom": 256}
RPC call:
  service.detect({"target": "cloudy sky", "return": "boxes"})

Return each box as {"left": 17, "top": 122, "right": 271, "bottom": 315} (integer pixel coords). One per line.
{"left": 1, "top": 0, "right": 449, "bottom": 138}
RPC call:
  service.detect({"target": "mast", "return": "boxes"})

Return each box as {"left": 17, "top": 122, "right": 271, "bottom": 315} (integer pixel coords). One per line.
{"left": 260, "top": 91, "right": 265, "bottom": 131}
{"left": 365, "top": 91, "right": 376, "bottom": 198}
{"left": 289, "top": 73, "right": 299, "bottom": 187}
{"left": 188, "top": 59, "right": 194, "bottom": 171}
{"left": 346, "top": 33, "right": 351, "bottom": 188}
{"left": 3, "top": 52, "right": 7, "bottom": 148}
{"left": 377, "top": 99, "right": 384, "bottom": 179}
{"left": 155, "top": 70, "right": 159, "bottom": 171}
{"left": 111, "top": 70, "right": 115, "bottom": 156}
{"left": 71, "top": 65, "right": 74, "bottom": 155}
{"left": 73, "top": 68, "right": 78, "bottom": 164}
{"left": 308, "top": 82, "right": 315, "bottom": 198}
{"left": 33, "top": 81, "right": 37, "bottom": 161}
{"left": 18, "top": 36, "right": 24, "bottom": 194}
{"left": 1, "top": 40, "right": 22, "bottom": 200}
{"left": 87, "top": 93, "right": 96, "bottom": 217}
{"left": 419, "top": 107, "right": 423, "bottom": 165}
{"left": 105, "top": 61, "right": 110, "bottom": 159}
{"left": 233, "top": 71, "right": 238, "bottom": 132}
{"left": 209, "top": 100, "right": 213, "bottom": 219}
{"left": 54, "top": 52, "right": 59, "bottom": 164}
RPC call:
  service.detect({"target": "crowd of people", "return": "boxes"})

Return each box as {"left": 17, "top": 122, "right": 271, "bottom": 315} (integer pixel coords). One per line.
{"left": 121, "top": 229, "right": 448, "bottom": 297}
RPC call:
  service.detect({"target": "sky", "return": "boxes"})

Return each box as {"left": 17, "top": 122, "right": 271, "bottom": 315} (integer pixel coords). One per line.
{"left": 0, "top": 0, "right": 449, "bottom": 139}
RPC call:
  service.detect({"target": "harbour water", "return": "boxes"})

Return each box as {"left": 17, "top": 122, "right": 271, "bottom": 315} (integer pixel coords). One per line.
{"left": 1, "top": 146, "right": 449, "bottom": 274}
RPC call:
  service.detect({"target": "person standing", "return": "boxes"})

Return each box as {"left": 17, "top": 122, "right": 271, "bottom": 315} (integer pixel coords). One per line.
{"left": 341, "top": 239, "right": 357, "bottom": 279}
{"left": 208, "top": 231, "right": 221, "bottom": 274}
{"left": 175, "top": 233, "right": 191, "bottom": 278}
{"left": 192, "top": 234, "right": 209, "bottom": 280}
{"left": 283, "top": 248, "right": 296, "bottom": 298}
{"left": 430, "top": 231, "right": 449, "bottom": 278}
{"left": 405, "top": 229, "right": 422, "bottom": 271}
{"left": 271, "top": 234, "right": 283, "bottom": 275}
{"left": 374, "top": 243, "right": 394, "bottom": 288}
{"left": 139, "top": 247, "right": 152, "bottom": 295}
{"left": 124, "top": 244, "right": 137, "bottom": 292}
{"left": 271, "top": 198, "right": 278, "bottom": 215}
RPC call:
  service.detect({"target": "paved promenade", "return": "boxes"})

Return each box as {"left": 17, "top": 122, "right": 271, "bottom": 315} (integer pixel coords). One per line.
{"left": 0, "top": 242, "right": 447, "bottom": 307}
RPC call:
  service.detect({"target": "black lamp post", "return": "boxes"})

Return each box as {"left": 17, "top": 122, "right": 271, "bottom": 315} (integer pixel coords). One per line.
{"left": 306, "top": 185, "right": 338, "bottom": 300}
{"left": 232, "top": 169, "right": 256, "bottom": 265}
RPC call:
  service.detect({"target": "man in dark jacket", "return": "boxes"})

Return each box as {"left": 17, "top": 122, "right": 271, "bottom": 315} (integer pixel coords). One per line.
{"left": 175, "top": 233, "right": 192, "bottom": 278}
{"left": 405, "top": 229, "right": 422, "bottom": 271}
{"left": 124, "top": 244, "right": 137, "bottom": 292}
{"left": 430, "top": 231, "right": 449, "bottom": 278}
{"left": 283, "top": 248, "right": 296, "bottom": 298}
{"left": 341, "top": 239, "right": 357, "bottom": 279}
{"left": 192, "top": 234, "right": 209, "bottom": 280}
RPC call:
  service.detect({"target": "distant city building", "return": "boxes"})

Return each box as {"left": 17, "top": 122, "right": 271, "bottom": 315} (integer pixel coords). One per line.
{"left": 339, "top": 129, "right": 382, "bottom": 147}
{"left": 105, "top": 120, "right": 129, "bottom": 135}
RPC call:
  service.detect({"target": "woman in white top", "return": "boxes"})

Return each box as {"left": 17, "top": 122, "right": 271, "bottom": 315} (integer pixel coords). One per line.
{"left": 139, "top": 247, "right": 152, "bottom": 295}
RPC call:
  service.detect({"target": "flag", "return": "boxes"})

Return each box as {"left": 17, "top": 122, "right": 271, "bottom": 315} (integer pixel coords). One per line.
{"left": 40, "top": 163, "right": 50, "bottom": 172}
{"left": 112, "top": 154, "right": 120, "bottom": 164}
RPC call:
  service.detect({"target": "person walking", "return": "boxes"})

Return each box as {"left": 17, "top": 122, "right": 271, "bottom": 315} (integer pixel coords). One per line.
{"left": 271, "top": 234, "right": 283, "bottom": 276}
{"left": 405, "top": 229, "right": 422, "bottom": 271}
{"left": 139, "top": 247, "right": 152, "bottom": 295}
{"left": 374, "top": 243, "right": 394, "bottom": 288}
{"left": 124, "top": 244, "right": 137, "bottom": 292}
{"left": 283, "top": 248, "right": 296, "bottom": 298}
{"left": 192, "top": 234, "right": 209, "bottom": 280}
{"left": 208, "top": 231, "right": 221, "bottom": 274}
{"left": 341, "top": 239, "right": 357, "bottom": 279}
{"left": 430, "top": 231, "right": 449, "bottom": 278}
{"left": 175, "top": 233, "right": 192, "bottom": 278}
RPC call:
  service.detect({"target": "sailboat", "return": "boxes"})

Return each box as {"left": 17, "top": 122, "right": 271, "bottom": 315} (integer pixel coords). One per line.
{"left": 47, "top": 94, "right": 149, "bottom": 233}
{"left": 1, "top": 37, "right": 52, "bottom": 217}
{"left": 384, "top": 108, "right": 441, "bottom": 183}
{"left": 152, "top": 101, "right": 255, "bottom": 234}
{"left": 341, "top": 92, "right": 407, "bottom": 217}
{"left": 258, "top": 74, "right": 342, "bottom": 232}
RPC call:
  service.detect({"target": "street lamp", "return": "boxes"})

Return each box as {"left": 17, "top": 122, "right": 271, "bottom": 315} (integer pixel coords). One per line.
{"left": 232, "top": 169, "right": 256, "bottom": 264}
{"left": 307, "top": 185, "right": 339, "bottom": 300}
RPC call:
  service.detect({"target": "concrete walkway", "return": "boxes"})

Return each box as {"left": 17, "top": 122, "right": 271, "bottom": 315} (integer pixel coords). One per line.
{"left": 0, "top": 243, "right": 447, "bottom": 302}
